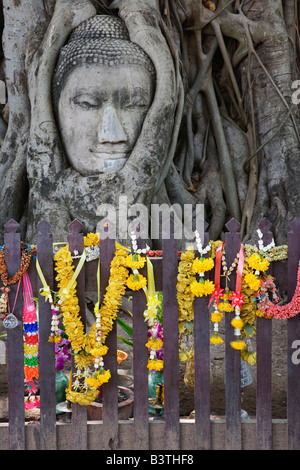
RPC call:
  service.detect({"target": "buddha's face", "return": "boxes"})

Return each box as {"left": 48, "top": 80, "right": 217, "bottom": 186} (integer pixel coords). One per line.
{"left": 57, "top": 63, "right": 154, "bottom": 175}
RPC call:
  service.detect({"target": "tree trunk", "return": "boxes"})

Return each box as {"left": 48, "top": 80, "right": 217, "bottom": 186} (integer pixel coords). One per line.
{"left": 0, "top": 0, "right": 299, "bottom": 243}
{"left": 240, "top": 0, "right": 300, "bottom": 243}
{"left": 0, "top": 1, "right": 48, "bottom": 240}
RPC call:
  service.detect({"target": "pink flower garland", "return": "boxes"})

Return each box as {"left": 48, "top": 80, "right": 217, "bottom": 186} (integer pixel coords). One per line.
{"left": 24, "top": 396, "right": 40, "bottom": 410}
{"left": 264, "top": 265, "right": 300, "bottom": 319}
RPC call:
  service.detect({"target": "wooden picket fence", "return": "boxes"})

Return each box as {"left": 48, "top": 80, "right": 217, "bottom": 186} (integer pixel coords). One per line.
{"left": 0, "top": 216, "right": 299, "bottom": 451}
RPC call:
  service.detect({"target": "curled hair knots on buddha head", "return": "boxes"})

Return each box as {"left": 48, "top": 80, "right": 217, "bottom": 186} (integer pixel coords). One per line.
{"left": 52, "top": 15, "right": 155, "bottom": 112}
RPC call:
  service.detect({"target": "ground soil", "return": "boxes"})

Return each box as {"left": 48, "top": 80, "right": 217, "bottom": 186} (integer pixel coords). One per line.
{"left": 116, "top": 310, "right": 288, "bottom": 420}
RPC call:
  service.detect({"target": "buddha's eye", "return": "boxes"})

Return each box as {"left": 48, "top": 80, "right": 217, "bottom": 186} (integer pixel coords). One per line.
{"left": 122, "top": 98, "right": 148, "bottom": 109}
{"left": 120, "top": 89, "right": 150, "bottom": 110}
{"left": 73, "top": 94, "right": 99, "bottom": 110}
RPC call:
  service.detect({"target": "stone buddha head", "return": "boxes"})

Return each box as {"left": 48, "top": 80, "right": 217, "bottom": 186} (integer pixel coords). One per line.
{"left": 53, "top": 15, "right": 155, "bottom": 175}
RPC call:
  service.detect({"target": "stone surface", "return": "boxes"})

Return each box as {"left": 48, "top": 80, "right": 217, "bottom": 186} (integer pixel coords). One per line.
{"left": 26, "top": 11, "right": 183, "bottom": 244}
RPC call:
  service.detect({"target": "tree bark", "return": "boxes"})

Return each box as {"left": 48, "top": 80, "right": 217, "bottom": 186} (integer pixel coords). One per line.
{"left": 0, "top": 0, "right": 299, "bottom": 243}
{"left": 0, "top": 0, "right": 48, "bottom": 241}
{"left": 240, "top": 0, "right": 300, "bottom": 243}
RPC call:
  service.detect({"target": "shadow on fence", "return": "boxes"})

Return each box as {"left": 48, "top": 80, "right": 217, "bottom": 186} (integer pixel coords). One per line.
{"left": 0, "top": 217, "right": 299, "bottom": 450}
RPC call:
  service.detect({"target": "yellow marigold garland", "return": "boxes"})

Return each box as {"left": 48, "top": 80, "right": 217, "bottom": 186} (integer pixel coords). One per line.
{"left": 55, "top": 238, "right": 131, "bottom": 405}
{"left": 84, "top": 232, "right": 100, "bottom": 247}
{"left": 248, "top": 253, "right": 270, "bottom": 273}
{"left": 176, "top": 234, "right": 289, "bottom": 365}
{"left": 147, "top": 359, "right": 164, "bottom": 371}
{"left": 190, "top": 233, "right": 214, "bottom": 298}
{"left": 90, "top": 346, "right": 108, "bottom": 357}
{"left": 241, "top": 349, "right": 257, "bottom": 365}
{"left": 126, "top": 273, "right": 147, "bottom": 290}
{"left": 177, "top": 231, "right": 215, "bottom": 360}
{"left": 125, "top": 253, "right": 146, "bottom": 270}
{"left": 85, "top": 369, "right": 111, "bottom": 388}
{"left": 210, "top": 335, "right": 224, "bottom": 345}
{"left": 210, "top": 310, "right": 224, "bottom": 345}
{"left": 42, "top": 227, "right": 290, "bottom": 393}
{"left": 177, "top": 247, "right": 195, "bottom": 328}
{"left": 66, "top": 388, "right": 99, "bottom": 406}
{"left": 231, "top": 317, "right": 244, "bottom": 329}
{"left": 125, "top": 231, "right": 147, "bottom": 291}
{"left": 211, "top": 312, "right": 223, "bottom": 323}
{"left": 190, "top": 279, "right": 215, "bottom": 297}
{"left": 177, "top": 247, "right": 196, "bottom": 361}
{"left": 230, "top": 339, "right": 246, "bottom": 350}
{"left": 243, "top": 232, "right": 277, "bottom": 325}
{"left": 144, "top": 258, "right": 164, "bottom": 372}
{"left": 146, "top": 338, "right": 164, "bottom": 350}
{"left": 244, "top": 272, "right": 261, "bottom": 291}
{"left": 235, "top": 229, "right": 286, "bottom": 360}
{"left": 192, "top": 257, "right": 214, "bottom": 274}
{"left": 179, "top": 347, "right": 194, "bottom": 362}
{"left": 218, "top": 291, "right": 234, "bottom": 312}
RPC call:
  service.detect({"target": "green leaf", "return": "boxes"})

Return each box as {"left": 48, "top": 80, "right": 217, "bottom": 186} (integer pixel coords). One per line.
{"left": 184, "top": 321, "right": 194, "bottom": 331}
{"left": 116, "top": 317, "right": 133, "bottom": 338}
{"left": 117, "top": 335, "right": 133, "bottom": 348}
{"left": 243, "top": 323, "right": 255, "bottom": 336}
{"left": 156, "top": 291, "right": 163, "bottom": 326}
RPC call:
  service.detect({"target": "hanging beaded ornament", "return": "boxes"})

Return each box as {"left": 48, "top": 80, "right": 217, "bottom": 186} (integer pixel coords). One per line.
{"left": 125, "top": 231, "right": 147, "bottom": 290}
{"left": 84, "top": 301, "right": 110, "bottom": 391}
{"left": 0, "top": 242, "right": 32, "bottom": 328}
{"left": 0, "top": 286, "right": 10, "bottom": 318}
{"left": 209, "top": 243, "right": 225, "bottom": 344}
{"left": 190, "top": 230, "right": 214, "bottom": 297}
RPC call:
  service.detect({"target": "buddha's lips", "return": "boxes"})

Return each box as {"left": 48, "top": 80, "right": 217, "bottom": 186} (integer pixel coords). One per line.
{"left": 89, "top": 147, "right": 131, "bottom": 160}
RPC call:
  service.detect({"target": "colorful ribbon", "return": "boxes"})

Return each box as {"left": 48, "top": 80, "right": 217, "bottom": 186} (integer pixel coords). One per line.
{"left": 231, "top": 291, "right": 245, "bottom": 308}
{"left": 36, "top": 249, "right": 86, "bottom": 303}
{"left": 231, "top": 245, "right": 245, "bottom": 307}
{"left": 209, "top": 242, "right": 224, "bottom": 306}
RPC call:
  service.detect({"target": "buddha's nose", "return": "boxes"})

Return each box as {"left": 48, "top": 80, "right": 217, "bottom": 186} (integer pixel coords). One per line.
{"left": 97, "top": 105, "right": 127, "bottom": 144}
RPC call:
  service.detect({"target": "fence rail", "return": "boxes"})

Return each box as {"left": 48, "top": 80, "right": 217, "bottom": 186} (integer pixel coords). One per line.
{"left": 0, "top": 217, "right": 299, "bottom": 450}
